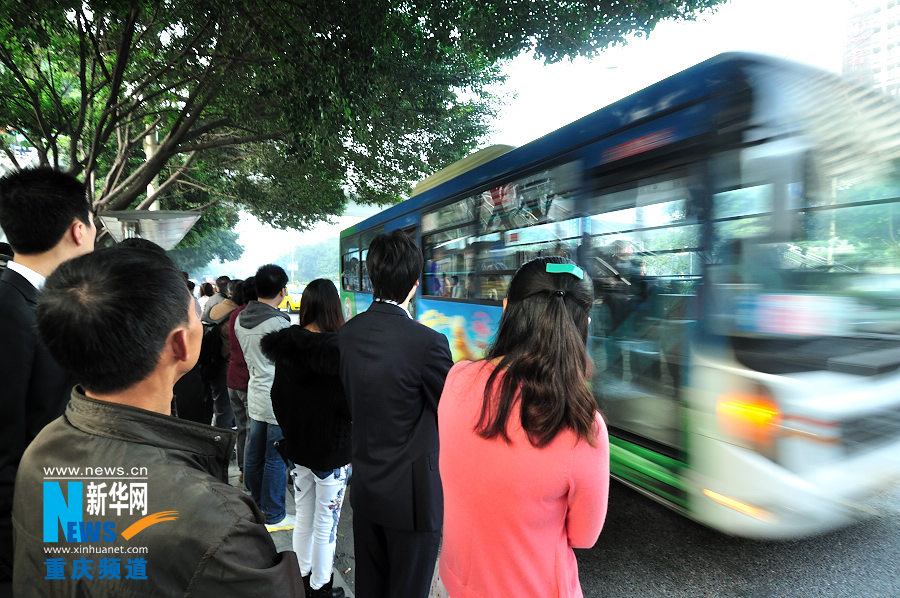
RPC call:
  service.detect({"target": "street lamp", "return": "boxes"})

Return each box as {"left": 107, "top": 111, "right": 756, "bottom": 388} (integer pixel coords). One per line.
{"left": 98, "top": 210, "right": 201, "bottom": 250}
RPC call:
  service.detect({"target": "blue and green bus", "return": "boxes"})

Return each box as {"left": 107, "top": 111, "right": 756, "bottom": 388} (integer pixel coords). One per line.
{"left": 339, "top": 53, "right": 900, "bottom": 539}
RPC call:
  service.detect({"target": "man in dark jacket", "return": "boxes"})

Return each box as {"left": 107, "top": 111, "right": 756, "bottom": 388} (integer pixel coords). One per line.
{"left": 338, "top": 231, "right": 453, "bottom": 598}
{"left": 12, "top": 246, "right": 303, "bottom": 596}
{"left": 0, "top": 168, "right": 95, "bottom": 593}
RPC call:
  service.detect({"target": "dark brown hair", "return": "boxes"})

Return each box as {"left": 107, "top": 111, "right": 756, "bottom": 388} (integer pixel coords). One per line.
{"left": 366, "top": 230, "right": 423, "bottom": 302}
{"left": 299, "top": 278, "right": 345, "bottom": 332}
{"left": 477, "top": 256, "right": 596, "bottom": 447}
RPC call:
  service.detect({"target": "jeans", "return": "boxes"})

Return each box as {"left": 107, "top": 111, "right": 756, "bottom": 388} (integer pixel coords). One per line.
{"left": 292, "top": 464, "right": 350, "bottom": 590}
{"left": 227, "top": 388, "right": 249, "bottom": 470}
{"left": 245, "top": 418, "right": 287, "bottom": 524}
{"left": 209, "top": 363, "right": 234, "bottom": 428}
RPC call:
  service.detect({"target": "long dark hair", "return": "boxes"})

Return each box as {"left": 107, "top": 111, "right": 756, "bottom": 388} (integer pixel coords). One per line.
{"left": 478, "top": 256, "right": 596, "bottom": 447}
{"left": 299, "top": 279, "right": 345, "bottom": 332}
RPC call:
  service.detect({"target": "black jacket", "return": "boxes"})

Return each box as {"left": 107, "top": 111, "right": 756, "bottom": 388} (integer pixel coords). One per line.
{"left": 337, "top": 302, "right": 453, "bottom": 532}
{"left": 12, "top": 390, "right": 303, "bottom": 597}
{"left": 262, "top": 326, "right": 351, "bottom": 471}
{"left": 0, "top": 267, "right": 71, "bottom": 582}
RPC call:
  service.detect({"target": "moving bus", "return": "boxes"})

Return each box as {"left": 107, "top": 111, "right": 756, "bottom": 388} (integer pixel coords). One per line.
{"left": 339, "top": 53, "right": 900, "bottom": 539}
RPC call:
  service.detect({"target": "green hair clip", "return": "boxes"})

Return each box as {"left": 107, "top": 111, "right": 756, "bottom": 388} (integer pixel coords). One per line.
{"left": 546, "top": 263, "right": 584, "bottom": 280}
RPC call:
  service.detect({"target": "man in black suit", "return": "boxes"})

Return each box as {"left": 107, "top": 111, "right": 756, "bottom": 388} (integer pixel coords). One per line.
{"left": 338, "top": 230, "right": 453, "bottom": 598}
{"left": 0, "top": 167, "right": 95, "bottom": 592}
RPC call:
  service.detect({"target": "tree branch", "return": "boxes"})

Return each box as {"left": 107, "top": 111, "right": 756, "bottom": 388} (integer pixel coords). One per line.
{"left": 84, "top": 13, "right": 112, "bottom": 82}
{"left": 188, "top": 197, "right": 225, "bottom": 212}
{"left": 177, "top": 130, "right": 285, "bottom": 154}
{"left": 108, "top": 16, "right": 217, "bottom": 116}
{"left": 128, "top": 116, "right": 164, "bottom": 147}
{"left": 97, "top": 122, "right": 133, "bottom": 205}
{"left": 70, "top": 9, "right": 92, "bottom": 175}
{"left": 175, "top": 178, "right": 212, "bottom": 192}
{"left": 0, "top": 48, "right": 53, "bottom": 143}
{"left": 0, "top": 143, "right": 22, "bottom": 170}
{"left": 178, "top": 118, "right": 233, "bottom": 144}
{"left": 84, "top": 6, "right": 140, "bottom": 180}
{"left": 135, "top": 152, "right": 197, "bottom": 209}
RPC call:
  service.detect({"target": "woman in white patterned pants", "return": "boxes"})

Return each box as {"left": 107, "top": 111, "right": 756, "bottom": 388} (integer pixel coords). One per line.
{"left": 292, "top": 464, "right": 350, "bottom": 591}
{"left": 261, "top": 279, "right": 352, "bottom": 598}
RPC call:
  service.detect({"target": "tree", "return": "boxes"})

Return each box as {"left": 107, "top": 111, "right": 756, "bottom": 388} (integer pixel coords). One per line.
{"left": 266, "top": 240, "right": 340, "bottom": 287}
{"left": 167, "top": 212, "right": 243, "bottom": 273}
{"left": 0, "top": 0, "right": 727, "bottom": 248}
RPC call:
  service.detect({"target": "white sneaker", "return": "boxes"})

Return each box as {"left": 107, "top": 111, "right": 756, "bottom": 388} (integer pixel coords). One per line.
{"left": 265, "top": 514, "right": 294, "bottom": 532}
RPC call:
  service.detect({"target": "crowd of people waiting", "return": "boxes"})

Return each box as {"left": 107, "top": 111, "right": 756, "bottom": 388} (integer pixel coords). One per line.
{"left": 0, "top": 166, "right": 609, "bottom": 598}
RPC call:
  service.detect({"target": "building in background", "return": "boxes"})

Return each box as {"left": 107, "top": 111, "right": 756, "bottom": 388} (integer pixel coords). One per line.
{"left": 845, "top": 0, "right": 900, "bottom": 95}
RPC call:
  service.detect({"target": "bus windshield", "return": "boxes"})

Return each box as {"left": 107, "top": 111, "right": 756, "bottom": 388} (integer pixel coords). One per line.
{"left": 705, "top": 135, "right": 900, "bottom": 375}
{"left": 708, "top": 141, "right": 900, "bottom": 344}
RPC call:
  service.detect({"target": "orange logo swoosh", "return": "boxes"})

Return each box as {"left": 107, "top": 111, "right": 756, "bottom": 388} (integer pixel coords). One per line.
{"left": 120, "top": 511, "right": 179, "bottom": 540}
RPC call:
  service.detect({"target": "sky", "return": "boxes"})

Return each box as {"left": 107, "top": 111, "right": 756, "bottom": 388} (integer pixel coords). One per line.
{"left": 212, "top": 0, "right": 853, "bottom": 278}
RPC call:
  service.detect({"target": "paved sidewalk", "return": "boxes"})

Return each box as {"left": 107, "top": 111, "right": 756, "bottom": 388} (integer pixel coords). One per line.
{"left": 329, "top": 483, "right": 449, "bottom": 598}
{"left": 228, "top": 460, "right": 454, "bottom": 597}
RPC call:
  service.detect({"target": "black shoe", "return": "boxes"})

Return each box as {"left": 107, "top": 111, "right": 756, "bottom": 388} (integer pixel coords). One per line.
{"left": 309, "top": 575, "right": 345, "bottom": 598}
{"left": 301, "top": 574, "right": 311, "bottom": 596}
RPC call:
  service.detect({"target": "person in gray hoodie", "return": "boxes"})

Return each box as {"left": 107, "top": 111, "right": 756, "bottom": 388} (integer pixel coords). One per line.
{"left": 234, "top": 264, "right": 292, "bottom": 529}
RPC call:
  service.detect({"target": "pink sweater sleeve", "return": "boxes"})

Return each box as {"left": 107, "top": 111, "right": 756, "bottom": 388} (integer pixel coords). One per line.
{"left": 565, "top": 413, "right": 610, "bottom": 549}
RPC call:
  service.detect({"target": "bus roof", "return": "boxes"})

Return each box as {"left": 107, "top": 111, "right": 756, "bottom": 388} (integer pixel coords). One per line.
{"left": 411, "top": 145, "right": 516, "bottom": 197}
{"left": 341, "top": 52, "right": 850, "bottom": 238}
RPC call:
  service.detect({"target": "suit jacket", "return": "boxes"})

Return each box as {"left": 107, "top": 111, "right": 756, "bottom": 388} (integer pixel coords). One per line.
{"left": 338, "top": 301, "right": 452, "bottom": 532}
{"left": 0, "top": 267, "right": 72, "bottom": 579}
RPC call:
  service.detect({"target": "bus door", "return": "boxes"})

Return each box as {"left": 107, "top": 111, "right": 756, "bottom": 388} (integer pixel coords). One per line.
{"left": 583, "top": 161, "right": 705, "bottom": 463}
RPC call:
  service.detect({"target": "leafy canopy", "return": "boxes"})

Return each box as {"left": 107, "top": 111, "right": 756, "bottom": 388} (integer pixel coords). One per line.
{"left": 0, "top": 0, "right": 726, "bottom": 252}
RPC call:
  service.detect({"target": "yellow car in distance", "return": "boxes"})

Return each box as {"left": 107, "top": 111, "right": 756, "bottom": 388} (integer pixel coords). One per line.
{"left": 278, "top": 284, "right": 304, "bottom": 314}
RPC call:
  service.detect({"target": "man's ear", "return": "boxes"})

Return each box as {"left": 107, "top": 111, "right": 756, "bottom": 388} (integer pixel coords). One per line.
{"left": 502, "top": 297, "right": 508, "bottom": 312}
{"left": 70, "top": 219, "right": 90, "bottom": 247}
{"left": 169, "top": 327, "right": 191, "bottom": 363}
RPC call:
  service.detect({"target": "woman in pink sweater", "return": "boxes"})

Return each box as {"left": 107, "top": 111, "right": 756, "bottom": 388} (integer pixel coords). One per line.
{"left": 439, "top": 256, "right": 609, "bottom": 598}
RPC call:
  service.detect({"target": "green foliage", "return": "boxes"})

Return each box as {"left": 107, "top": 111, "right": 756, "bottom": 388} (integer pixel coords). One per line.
{"left": 271, "top": 241, "right": 341, "bottom": 287}
{"left": 0, "top": 0, "right": 727, "bottom": 256}
{"left": 167, "top": 203, "right": 244, "bottom": 273}
{"left": 168, "top": 225, "right": 243, "bottom": 274}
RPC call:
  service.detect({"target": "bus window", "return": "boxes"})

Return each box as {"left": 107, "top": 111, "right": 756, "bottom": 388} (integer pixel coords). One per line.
{"left": 422, "top": 196, "right": 479, "bottom": 233}
{"left": 359, "top": 252, "right": 372, "bottom": 292}
{"left": 475, "top": 217, "right": 582, "bottom": 295}
{"left": 586, "top": 170, "right": 700, "bottom": 453}
{"left": 424, "top": 224, "right": 476, "bottom": 298}
{"left": 477, "top": 164, "right": 580, "bottom": 234}
{"left": 707, "top": 142, "right": 900, "bottom": 346}
{"left": 472, "top": 162, "right": 581, "bottom": 300}
{"left": 358, "top": 227, "right": 383, "bottom": 294}
{"left": 422, "top": 161, "right": 579, "bottom": 302}
{"left": 340, "top": 235, "right": 361, "bottom": 292}
{"left": 342, "top": 254, "right": 361, "bottom": 291}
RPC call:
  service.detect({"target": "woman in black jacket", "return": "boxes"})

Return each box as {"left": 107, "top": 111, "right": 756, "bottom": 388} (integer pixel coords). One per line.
{"left": 261, "top": 279, "right": 349, "bottom": 598}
